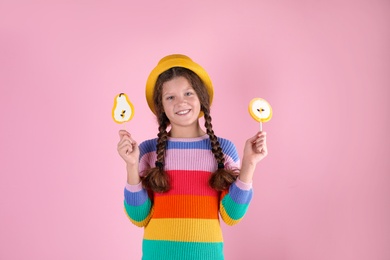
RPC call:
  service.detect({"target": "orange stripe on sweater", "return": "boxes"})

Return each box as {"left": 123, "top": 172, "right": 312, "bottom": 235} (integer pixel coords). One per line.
{"left": 153, "top": 195, "right": 219, "bottom": 219}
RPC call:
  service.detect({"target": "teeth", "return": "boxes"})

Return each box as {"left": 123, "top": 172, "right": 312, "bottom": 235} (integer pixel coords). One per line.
{"left": 177, "top": 109, "right": 190, "bottom": 115}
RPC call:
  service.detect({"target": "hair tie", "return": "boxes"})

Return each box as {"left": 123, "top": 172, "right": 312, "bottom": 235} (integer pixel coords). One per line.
{"left": 155, "top": 161, "right": 164, "bottom": 169}
{"left": 218, "top": 163, "right": 225, "bottom": 169}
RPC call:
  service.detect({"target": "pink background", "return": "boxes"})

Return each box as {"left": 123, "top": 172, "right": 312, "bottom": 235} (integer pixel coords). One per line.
{"left": 1, "top": 1, "right": 389, "bottom": 259}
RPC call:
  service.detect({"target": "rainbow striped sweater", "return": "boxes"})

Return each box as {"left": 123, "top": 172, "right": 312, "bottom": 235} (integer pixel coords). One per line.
{"left": 124, "top": 134, "right": 253, "bottom": 260}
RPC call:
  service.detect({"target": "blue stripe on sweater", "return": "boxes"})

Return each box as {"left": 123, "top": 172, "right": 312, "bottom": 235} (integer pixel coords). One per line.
{"left": 139, "top": 137, "right": 239, "bottom": 162}
{"left": 228, "top": 182, "right": 253, "bottom": 204}
{"left": 124, "top": 187, "right": 149, "bottom": 206}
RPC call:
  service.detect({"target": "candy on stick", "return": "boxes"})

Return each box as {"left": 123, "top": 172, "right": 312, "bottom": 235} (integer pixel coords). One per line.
{"left": 112, "top": 93, "right": 134, "bottom": 128}
{"left": 248, "top": 98, "right": 272, "bottom": 132}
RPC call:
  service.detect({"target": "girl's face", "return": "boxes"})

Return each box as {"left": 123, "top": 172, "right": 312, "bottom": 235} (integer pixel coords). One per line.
{"left": 161, "top": 76, "right": 201, "bottom": 130}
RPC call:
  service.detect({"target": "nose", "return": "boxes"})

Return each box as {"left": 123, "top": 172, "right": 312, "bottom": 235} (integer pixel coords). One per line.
{"left": 176, "top": 95, "right": 187, "bottom": 105}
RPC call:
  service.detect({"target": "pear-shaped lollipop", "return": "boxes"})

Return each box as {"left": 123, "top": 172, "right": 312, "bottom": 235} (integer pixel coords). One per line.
{"left": 112, "top": 93, "right": 134, "bottom": 126}
{"left": 248, "top": 98, "right": 272, "bottom": 131}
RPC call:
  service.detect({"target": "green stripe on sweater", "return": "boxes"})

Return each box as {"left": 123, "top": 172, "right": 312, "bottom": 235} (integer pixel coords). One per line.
{"left": 124, "top": 199, "right": 151, "bottom": 222}
{"left": 221, "top": 194, "right": 249, "bottom": 220}
{"left": 142, "top": 240, "right": 224, "bottom": 260}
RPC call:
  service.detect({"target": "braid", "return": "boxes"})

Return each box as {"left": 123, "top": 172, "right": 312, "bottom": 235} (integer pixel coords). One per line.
{"left": 204, "top": 110, "right": 225, "bottom": 164}
{"left": 204, "top": 110, "right": 238, "bottom": 191}
{"left": 156, "top": 122, "right": 169, "bottom": 165}
{"left": 141, "top": 114, "right": 170, "bottom": 193}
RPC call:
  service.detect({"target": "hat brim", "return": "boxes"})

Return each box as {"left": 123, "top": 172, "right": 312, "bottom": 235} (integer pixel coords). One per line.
{"left": 145, "top": 54, "right": 214, "bottom": 115}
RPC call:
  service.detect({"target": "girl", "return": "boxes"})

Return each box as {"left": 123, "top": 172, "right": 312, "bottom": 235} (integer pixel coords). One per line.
{"left": 117, "top": 54, "right": 267, "bottom": 260}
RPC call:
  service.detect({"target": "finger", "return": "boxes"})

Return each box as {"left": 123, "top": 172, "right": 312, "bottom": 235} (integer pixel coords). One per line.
{"left": 118, "top": 139, "right": 138, "bottom": 154}
{"left": 119, "top": 135, "right": 137, "bottom": 148}
{"left": 118, "top": 137, "right": 136, "bottom": 148}
{"left": 252, "top": 136, "right": 265, "bottom": 145}
{"left": 256, "top": 133, "right": 266, "bottom": 141}
{"left": 117, "top": 137, "right": 132, "bottom": 148}
{"left": 254, "top": 141, "right": 264, "bottom": 149}
{"left": 118, "top": 141, "right": 132, "bottom": 151}
{"left": 261, "top": 146, "right": 268, "bottom": 156}
{"left": 119, "top": 129, "right": 130, "bottom": 135}
{"left": 247, "top": 135, "right": 257, "bottom": 143}
{"left": 259, "top": 143, "right": 268, "bottom": 155}
{"left": 119, "top": 130, "right": 131, "bottom": 139}
{"left": 248, "top": 132, "right": 262, "bottom": 143}
{"left": 117, "top": 142, "right": 132, "bottom": 153}
{"left": 254, "top": 139, "right": 267, "bottom": 149}
{"left": 118, "top": 144, "right": 133, "bottom": 155}
{"left": 257, "top": 142, "right": 265, "bottom": 151}
{"left": 257, "top": 132, "right": 267, "bottom": 139}
{"left": 261, "top": 132, "right": 267, "bottom": 142}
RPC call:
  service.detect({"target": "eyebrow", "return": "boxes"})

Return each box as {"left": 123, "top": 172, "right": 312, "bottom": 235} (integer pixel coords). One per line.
{"left": 162, "top": 87, "right": 194, "bottom": 96}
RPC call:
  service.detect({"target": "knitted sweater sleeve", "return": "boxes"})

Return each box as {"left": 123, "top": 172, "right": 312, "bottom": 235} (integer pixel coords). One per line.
{"left": 220, "top": 179, "right": 253, "bottom": 225}
{"left": 218, "top": 138, "right": 254, "bottom": 226}
{"left": 124, "top": 183, "right": 153, "bottom": 227}
{"left": 123, "top": 140, "right": 155, "bottom": 227}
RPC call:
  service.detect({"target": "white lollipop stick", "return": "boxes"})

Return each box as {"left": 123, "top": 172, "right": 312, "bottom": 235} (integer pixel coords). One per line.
{"left": 259, "top": 109, "right": 263, "bottom": 132}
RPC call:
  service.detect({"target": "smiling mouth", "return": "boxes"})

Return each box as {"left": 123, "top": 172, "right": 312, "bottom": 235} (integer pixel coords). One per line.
{"left": 176, "top": 109, "right": 191, "bottom": 115}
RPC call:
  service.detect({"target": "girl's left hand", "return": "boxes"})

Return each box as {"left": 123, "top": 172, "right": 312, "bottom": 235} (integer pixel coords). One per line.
{"left": 243, "top": 131, "right": 268, "bottom": 165}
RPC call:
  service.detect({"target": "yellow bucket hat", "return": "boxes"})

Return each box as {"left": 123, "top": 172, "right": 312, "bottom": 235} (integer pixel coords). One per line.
{"left": 145, "top": 54, "right": 214, "bottom": 115}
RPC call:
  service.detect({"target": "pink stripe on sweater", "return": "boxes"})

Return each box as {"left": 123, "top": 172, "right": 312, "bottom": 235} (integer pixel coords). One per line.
{"left": 139, "top": 149, "right": 240, "bottom": 174}
{"left": 235, "top": 178, "right": 253, "bottom": 191}
{"left": 165, "top": 149, "right": 239, "bottom": 171}
{"left": 165, "top": 149, "right": 215, "bottom": 171}
{"left": 126, "top": 182, "right": 143, "bottom": 192}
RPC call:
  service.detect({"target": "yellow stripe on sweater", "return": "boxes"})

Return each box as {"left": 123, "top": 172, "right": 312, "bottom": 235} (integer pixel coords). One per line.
{"left": 219, "top": 205, "right": 242, "bottom": 226}
{"left": 144, "top": 218, "right": 223, "bottom": 242}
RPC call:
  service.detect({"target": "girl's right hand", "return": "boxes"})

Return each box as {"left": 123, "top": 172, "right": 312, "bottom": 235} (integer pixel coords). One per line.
{"left": 117, "top": 130, "right": 139, "bottom": 166}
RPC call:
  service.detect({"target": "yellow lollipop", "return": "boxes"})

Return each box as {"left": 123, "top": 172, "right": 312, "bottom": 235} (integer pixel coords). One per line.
{"left": 248, "top": 98, "right": 272, "bottom": 131}
{"left": 112, "top": 93, "right": 134, "bottom": 126}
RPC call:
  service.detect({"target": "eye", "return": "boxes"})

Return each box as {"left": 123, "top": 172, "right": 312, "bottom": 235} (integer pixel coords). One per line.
{"left": 166, "top": 96, "right": 174, "bottom": 100}
{"left": 185, "top": 91, "right": 193, "bottom": 96}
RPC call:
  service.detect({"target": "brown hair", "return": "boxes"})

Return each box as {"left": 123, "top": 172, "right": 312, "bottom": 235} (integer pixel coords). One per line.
{"left": 141, "top": 67, "right": 238, "bottom": 193}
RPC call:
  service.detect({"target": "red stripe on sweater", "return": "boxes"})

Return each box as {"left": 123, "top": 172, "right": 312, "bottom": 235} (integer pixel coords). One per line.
{"left": 154, "top": 170, "right": 219, "bottom": 197}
